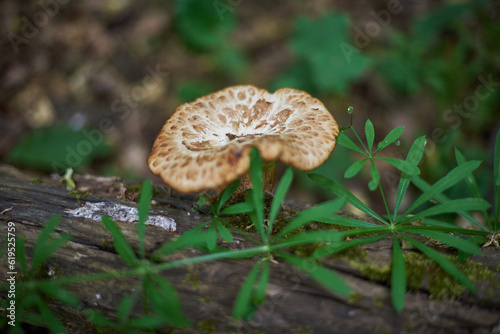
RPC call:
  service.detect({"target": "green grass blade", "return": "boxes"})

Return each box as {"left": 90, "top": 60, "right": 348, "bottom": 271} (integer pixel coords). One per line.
{"left": 393, "top": 136, "right": 426, "bottom": 220}
{"left": 279, "top": 252, "right": 351, "bottom": 297}
{"left": 365, "top": 119, "right": 375, "bottom": 153}
{"left": 249, "top": 148, "right": 266, "bottom": 242}
{"left": 376, "top": 126, "right": 404, "bottom": 153}
{"left": 233, "top": 261, "right": 261, "bottom": 320}
{"left": 494, "top": 129, "right": 500, "bottom": 231}
{"left": 399, "top": 198, "right": 490, "bottom": 224}
{"left": 268, "top": 168, "right": 293, "bottom": 235}
{"left": 376, "top": 157, "right": 420, "bottom": 176}
{"left": 138, "top": 179, "right": 153, "bottom": 259}
{"left": 116, "top": 294, "right": 136, "bottom": 324}
{"left": 402, "top": 229, "right": 482, "bottom": 255}
{"left": 276, "top": 198, "right": 345, "bottom": 237}
{"left": 403, "top": 161, "right": 481, "bottom": 217}
{"left": 152, "top": 222, "right": 209, "bottom": 258}
{"left": 216, "top": 218, "right": 234, "bottom": 243}
{"left": 146, "top": 274, "right": 190, "bottom": 326}
{"left": 220, "top": 202, "right": 254, "bottom": 215}
{"left": 217, "top": 179, "right": 241, "bottom": 213}
{"left": 308, "top": 174, "right": 387, "bottom": 224}
{"left": 314, "top": 214, "right": 380, "bottom": 228}
{"left": 86, "top": 310, "right": 116, "bottom": 327}
{"left": 337, "top": 132, "right": 365, "bottom": 155}
{"left": 391, "top": 234, "right": 406, "bottom": 312}
{"left": 411, "top": 176, "right": 489, "bottom": 231}
{"left": 368, "top": 159, "right": 380, "bottom": 190}
{"left": 344, "top": 159, "right": 367, "bottom": 178}
{"left": 401, "top": 234, "right": 476, "bottom": 293}
{"left": 101, "top": 215, "right": 138, "bottom": 266}
{"left": 312, "top": 233, "right": 388, "bottom": 259}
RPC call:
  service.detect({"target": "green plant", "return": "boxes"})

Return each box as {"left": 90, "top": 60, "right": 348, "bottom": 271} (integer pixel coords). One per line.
{"left": 272, "top": 13, "right": 372, "bottom": 94}
{"left": 308, "top": 107, "right": 491, "bottom": 311}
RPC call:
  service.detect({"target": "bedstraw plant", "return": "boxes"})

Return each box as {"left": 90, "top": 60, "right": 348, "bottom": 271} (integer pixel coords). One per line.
{"left": 2, "top": 111, "right": 498, "bottom": 332}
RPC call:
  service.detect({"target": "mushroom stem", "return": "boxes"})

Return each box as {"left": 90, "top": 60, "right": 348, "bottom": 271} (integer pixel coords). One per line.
{"left": 221, "top": 159, "right": 278, "bottom": 198}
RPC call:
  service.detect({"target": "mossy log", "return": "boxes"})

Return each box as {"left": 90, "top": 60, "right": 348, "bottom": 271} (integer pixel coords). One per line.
{"left": 0, "top": 164, "right": 499, "bottom": 334}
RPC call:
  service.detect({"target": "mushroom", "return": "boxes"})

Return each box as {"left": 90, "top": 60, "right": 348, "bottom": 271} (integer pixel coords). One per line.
{"left": 148, "top": 85, "right": 339, "bottom": 195}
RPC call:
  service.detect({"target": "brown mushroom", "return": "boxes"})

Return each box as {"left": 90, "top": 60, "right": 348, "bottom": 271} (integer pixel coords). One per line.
{"left": 148, "top": 85, "right": 339, "bottom": 194}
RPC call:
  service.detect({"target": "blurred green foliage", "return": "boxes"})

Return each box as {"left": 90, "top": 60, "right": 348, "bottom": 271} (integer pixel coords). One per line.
{"left": 6, "top": 125, "right": 113, "bottom": 173}
{"left": 273, "top": 13, "right": 372, "bottom": 94}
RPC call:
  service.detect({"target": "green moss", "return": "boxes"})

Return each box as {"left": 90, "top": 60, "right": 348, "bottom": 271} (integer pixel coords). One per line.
{"left": 292, "top": 326, "right": 312, "bottom": 334}
{"left": 198, "top": 296, "right": 212, "bottom": 304}
{"left": 29, "top": 177, "right": 44, "bottom": 184}
{"left": 68, "top": 190, "right": 91, "bottom": 205}
{"left": 347, "top": 291, "right": 363, "bottom": 305}
{"left": 197, "top": 319, "right": 216, "bottom": 334}
{"left": 183, "top": 270, "right": 202, "bottom": 289}
{"left": 350, "top": 251, "right": 498, "bottom": 300}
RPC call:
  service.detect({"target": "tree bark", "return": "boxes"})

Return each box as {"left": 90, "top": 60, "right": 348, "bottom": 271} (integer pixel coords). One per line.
{"left": 0, "top": 164, "right": 499, "bottom": 334}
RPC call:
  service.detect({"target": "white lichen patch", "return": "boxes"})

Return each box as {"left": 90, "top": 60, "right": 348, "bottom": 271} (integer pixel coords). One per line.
{"left": 67, "top": 201, "right": 176, "bottom": 231}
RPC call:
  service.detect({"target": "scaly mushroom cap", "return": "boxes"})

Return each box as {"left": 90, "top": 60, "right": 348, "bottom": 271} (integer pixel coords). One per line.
{"left": 148, "top": 85, "right": 339, "bottom": 193}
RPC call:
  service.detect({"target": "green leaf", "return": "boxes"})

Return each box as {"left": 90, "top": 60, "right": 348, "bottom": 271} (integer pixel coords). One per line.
{"left": 337, "top": 132, "right": 365, "bottom": 155}
{"left": 138, "top": 179, "right": 153, "bottom": 259}
{"left": 344, "top": 159, "right": 367, "bottom": 178}
{"left": 152, "top": 222, "right": 209, "bottom": 258}
{"left": 233, "top": 261, "right": 261, "bottom": 320}
{"left": 268, "top": 168, "right": 293, "bottom": 234}
{"left": 86, "top": 310, "right": 116, "bottom": 327}
{"left": 394, "top": 136, "right": 426, "bottom": 220}
{"left": 6, "top": 125, "right": 113, "bottom": 173}
{"left": 309, "top": 173, "right": 387, "bottom": 224}
{"left": 36, "top": 298, "right": 66, "bottom": 334}
{"left": 38, "top": 283, "right": 81, "bottom": 307}
{"left": 207, "top": 221, "right": 217, "bottom": 251}
{"left": 400, "top": 198, "right": 490, "bottom": 224}
{"left": 411, "top": 176, "right": 489, "bottom": 231}
{"left": 15, "top": 236, "right": 28, "bottom": 276}
{"left": 494, "top": 129, "right": 500, "bottom": 230}
{"left": 401, "top": 234, "right": 476, "bottom": 293}
{"left": 314, "top": 214, "right": 380, "bottom": 228}
{"left": 216, "top": 219, "right": 233, "bottom": 243}
{"left": 365, "top": 119, "right": 375, "bottom": 153}
{"left": 312, "top": 233, "right": 388, "bottom": 259}
{"left": 403, "top": 161, "right": 481, "bottom": 217}
{"left": 272, "top": 230, "right": 343, "bottom": 250}
{"left": 145, "top": 274, "right": 190, "bottom": 327}
{"left": 455, "top": 149, "right": 483, "bottom": 200}
{"left": 368, "top": 159, "right": 380, "bottom": 191}
{"left": 217, "top": 179, "right": 240, "bottom": 213}
{"left": 254, "top": 260, "right": 270, "bottom": 305}
{"left": 276, "top": 198, "right": 345, "bottom": 237}
{"left": 116, "top": 295, "right": 136, "bottom": 324}
{"left": 33, "top": 215, "right": 71, "bottom": 273}
{"left": 175, "top": 0, "right": 235, "bottom": 51}
{"left": 376, "top": 157, "right": 420, "bottom": 175}
{"left": 401, "top": 228, "right": 482, "bottom": 255}
{"left": 279, "top": 253, "right": 351, "bottom": 297}
{"left": 220, "top": 202, "right": 254, "bottom": 215}
{"left": 101, "top": 215, "right": 138, "bottom": 266}
{"left": 391, "top": 234, "right": 406, "bottom": 312}
{"left": 289, "top": 14, "right": 372, "bottom": 93}
{"left": 377, "top": 126, "right": 405, "bottom": 153}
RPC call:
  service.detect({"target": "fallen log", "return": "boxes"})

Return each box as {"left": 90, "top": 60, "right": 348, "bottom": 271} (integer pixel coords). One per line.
{"left": 0, "top": 164, "right": 499, "bottom": 333}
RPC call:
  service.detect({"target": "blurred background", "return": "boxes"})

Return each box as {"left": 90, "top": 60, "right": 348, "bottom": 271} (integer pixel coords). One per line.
{"left": 1, "top": 0, "right": 499, "bottom": 213}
